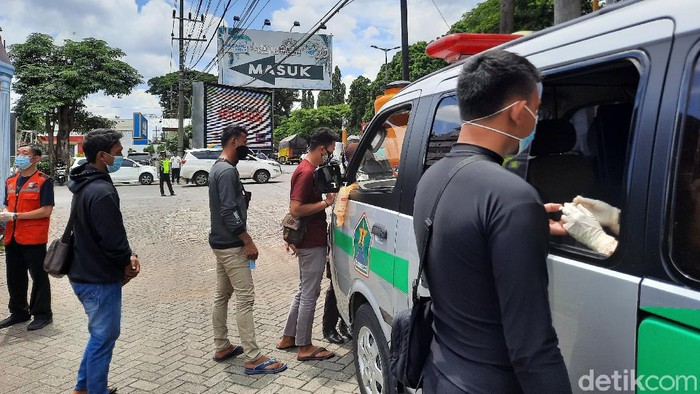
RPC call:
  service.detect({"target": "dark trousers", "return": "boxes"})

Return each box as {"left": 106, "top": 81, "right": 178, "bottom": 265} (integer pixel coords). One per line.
{"left": 171, "top": 168, "right": 181, "bottom": 184}
{"left": 160, "top": 172, "right": 174, "bottom": 195}
{"left": 322, "top": 282, "right": 340, "bottom": 332}
{"left": 5, "top": 240, "right": 52, "bottom": 319}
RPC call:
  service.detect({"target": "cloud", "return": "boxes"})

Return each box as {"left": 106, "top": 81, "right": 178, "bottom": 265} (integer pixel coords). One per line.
{"left": 2, "top": 0, "right": 479, "bottom": 123}
{"left": 84, "top": 89, "right": 163, "bottom": 119}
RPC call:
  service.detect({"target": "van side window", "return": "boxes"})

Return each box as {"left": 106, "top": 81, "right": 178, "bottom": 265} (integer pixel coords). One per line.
{"left": 670, "top": 54, "right": 700, "bottom": 280}
{"left": 525, "top": 59, "right": 641, "bottom": 258}
{"left": 425, "top": 96, "right": 460, "bottom": 169}
{"left": 355, "top": 107, "right": 410, "bottom": 192}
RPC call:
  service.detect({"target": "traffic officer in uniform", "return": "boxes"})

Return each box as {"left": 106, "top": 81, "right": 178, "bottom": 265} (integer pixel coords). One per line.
{"left": 0, "top": 144, "right": 55, "bottom": 331}
{"left": 159, "top": 151, "right": 175, "bottom": 197}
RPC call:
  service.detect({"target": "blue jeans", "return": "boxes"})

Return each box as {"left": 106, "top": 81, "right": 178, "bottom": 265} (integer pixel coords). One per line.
{"left": 71, "top": 281, "right": 122, "bottom": 394}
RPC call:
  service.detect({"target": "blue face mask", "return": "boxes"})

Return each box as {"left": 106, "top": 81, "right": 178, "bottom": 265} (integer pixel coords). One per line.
{"left": 15, "top": 155, "right": 32, "bottom": 170}
{"left": 102, "top": 153, "right": 123, "bottom": 173}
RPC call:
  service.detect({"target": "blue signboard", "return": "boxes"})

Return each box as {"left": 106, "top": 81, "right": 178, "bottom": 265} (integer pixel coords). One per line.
{"left": 133, "top": 112, "right": 149, "bottom": 140}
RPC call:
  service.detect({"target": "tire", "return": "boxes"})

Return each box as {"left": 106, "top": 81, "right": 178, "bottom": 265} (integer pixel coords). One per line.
{"left": 139, "top": 173, "right": 154, "bottom": 185}
{"left": 353, "top": 303, "right": 394, "bottom": 394}
{"left": 279, "top": 156, "right": 288, "bottom": 164}
{"left": 193, "top": 171, "right": 209, "bottom": 186}
{"left": 253, "top": 170, "right": 270, "bottom": 184}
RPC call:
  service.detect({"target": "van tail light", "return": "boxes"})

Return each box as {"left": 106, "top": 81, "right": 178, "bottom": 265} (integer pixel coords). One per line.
{"left": 181, "top": 160, "right": 187, "bottom": 165}
{"left": 425, "top": 33, "right": 524, "bottom": 63}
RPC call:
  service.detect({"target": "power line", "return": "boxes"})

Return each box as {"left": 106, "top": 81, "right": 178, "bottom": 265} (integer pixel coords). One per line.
{"left": 190, "top": 0, "right": 236, "bottom": 69}
{"left": 184, "top": 0, "right": 204, "bottom": 55}
{"left": 188, "top": 0, "right": 225, "bottom": 67}
{"left": 239, "top": 0, "right": 352, "bottom": 87}
{"left": 196, "top": 0, "right": 260, "bottom": 72}
{"left": 202, "top": 0, "right": 271, "bottom": 74}
{"left": 431, "top": 0, "right": 451, "bottom": 30}
{"left": 187, "top": 0, "right": 215, "bottom": 67}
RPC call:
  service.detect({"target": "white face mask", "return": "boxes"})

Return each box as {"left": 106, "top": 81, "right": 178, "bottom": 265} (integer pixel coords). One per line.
{"left": 461, "top": 101, "right": 539, "bottom": 156}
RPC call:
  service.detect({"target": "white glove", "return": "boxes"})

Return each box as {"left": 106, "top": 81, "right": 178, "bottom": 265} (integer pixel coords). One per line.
{"left": 562, "top": 203, "right": 618, "bottom": 256}
{"left": 573, "top": 195, "right": 621, "bottom": 235}
{"left": 0, "top": 211, "right": 15, "bottom": 221}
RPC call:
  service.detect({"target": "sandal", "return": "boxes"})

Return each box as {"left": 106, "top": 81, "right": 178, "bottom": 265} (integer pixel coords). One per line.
{"left": 297, "top": 346, "right": 335, "bottom": 361}
{"left": 212, "top": 344, "right": 244, "bottom": 362}
{"left": 244, "top": 358, "right": 287, "bottom": 375}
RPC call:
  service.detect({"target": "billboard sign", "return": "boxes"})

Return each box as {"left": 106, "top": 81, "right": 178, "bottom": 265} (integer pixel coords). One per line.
{"left": 133, "top": 112, "right": 148, "bottom": 140}
{"left": 204, "top": 83, "right": 272, "bottom": 149}
{"left": 217, "top": 27, "right": 332, "bottom": 90}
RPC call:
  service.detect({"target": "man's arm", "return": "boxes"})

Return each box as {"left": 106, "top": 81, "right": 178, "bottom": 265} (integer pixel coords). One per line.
{"left": 91, "top": 194, "right": 133, "bottom": 268}
{"left": 216, "top": 168, "right": 259, "bottom": 260}
{"left": 490, "top": 199, "right": 572, "bottom": 393}
{"left": 289, "top": 170, "right": 335, "bottom": 217}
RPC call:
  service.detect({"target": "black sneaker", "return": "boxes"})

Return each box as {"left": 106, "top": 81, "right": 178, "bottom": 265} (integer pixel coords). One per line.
{"left": 27, "top": 317, "right": 52, "bottom": 331}
{"left": 0, "top": 314, "right": 30, "bottom": 329}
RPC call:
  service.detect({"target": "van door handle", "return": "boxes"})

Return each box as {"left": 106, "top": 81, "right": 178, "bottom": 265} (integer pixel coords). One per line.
{"left": 371, "top": 224, "right": 388, "bottom": 240}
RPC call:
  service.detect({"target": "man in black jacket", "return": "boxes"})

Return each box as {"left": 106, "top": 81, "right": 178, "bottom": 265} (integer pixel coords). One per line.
{"left": 413, "top": 50, "right": 571, "bottom": 393}
{"left": 67, "top": 129, "right": 140, "bottom": 394}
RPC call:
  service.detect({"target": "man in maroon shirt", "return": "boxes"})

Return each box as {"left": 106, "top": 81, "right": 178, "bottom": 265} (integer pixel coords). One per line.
{"left": 278, "top": 128, "right": 339, "bottom": 361}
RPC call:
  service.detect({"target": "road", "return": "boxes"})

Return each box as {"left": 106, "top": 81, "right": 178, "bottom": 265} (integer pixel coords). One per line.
{"left": 0, "top": 165, "right": 360, "bottom": 393}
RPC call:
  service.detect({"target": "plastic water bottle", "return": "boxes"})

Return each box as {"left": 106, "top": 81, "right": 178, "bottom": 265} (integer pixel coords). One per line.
{"left": 249, "top": 260, "right": 256, "bottom": 270}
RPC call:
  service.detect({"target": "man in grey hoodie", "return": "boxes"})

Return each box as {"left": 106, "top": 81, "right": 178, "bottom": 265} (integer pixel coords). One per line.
{"left": 67, "top": 129, "right": 140, "bottom": 394}
{"left": 208, "top": 124, "right": 286, "bottom": 375}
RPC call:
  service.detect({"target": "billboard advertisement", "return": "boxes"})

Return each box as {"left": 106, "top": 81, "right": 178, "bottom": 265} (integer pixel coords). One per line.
{"left": 204, "top": 83, "right": 272, "bottom": 149}
{"left": 133, "top": 112, "right": 149, "bottom": 140}
{"left": 217, "top": 27, "right": 332, "bottom": 90}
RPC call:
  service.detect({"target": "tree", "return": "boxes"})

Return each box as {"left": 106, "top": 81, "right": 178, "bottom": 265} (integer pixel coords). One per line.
{"left": 10, "top": 33, "right": 141, "bottom": 164}
{"left": 555, "top": 0, "right": 582, "bottom": 24}
{"left": 346, "top": 76, "right": 372, "bottom": 133}
{"left": 273, "top": 89, "right": 300, "bottom": 127}
{"left": 500, "top": 0, "right": 515, "bottom": 33}
{"left": 449, "top": 0, "right": 555, "bottom": 34}
{"left": 274, "top": 104, "right": 350, "bottom": 143}
{"left": 300, "top": 90, "right": 315, "bottom": 109}
{"left": 147, "top": 70, "right": 217, "bottom": 118}
{"left": 318, "top": 66, "right": 346, "bottom": 107}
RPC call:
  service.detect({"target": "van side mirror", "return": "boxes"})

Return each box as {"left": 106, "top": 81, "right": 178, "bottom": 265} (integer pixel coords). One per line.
{"left": 314, "top": 163, "right": 343, "bottom": 193}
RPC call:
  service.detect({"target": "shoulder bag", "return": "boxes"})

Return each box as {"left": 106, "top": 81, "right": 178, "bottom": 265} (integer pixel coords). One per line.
{"left": 44, "top": 192, "right": 81, "bottom": 278}
{"left": 281, "top": 213, "right": 307, "bottom": 246}
{"left": 390, "top": 155, "right": 485, "bottom": 392}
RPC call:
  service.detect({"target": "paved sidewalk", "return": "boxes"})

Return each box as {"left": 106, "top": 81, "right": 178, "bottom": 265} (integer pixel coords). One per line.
{"left": 0, "top": 175, "right": 359, "bottom": 393}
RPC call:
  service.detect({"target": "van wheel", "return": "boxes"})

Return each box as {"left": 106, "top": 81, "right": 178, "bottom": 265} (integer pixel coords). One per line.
{"left": 253, "top": 170, "right": 270, "bottom": 183}
{"left": 139, "top": 173, "right": 154, "bottom": 185}
{"left": 353, "top": 303, "right": 394, "bottom": 394}
{"left": 193, "top": 171, "right": 209, "bottom": 186}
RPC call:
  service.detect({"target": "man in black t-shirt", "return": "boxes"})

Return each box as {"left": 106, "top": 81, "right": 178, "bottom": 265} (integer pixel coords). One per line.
{"left": 413, "top": 50, "right": 571, "bottom": 393}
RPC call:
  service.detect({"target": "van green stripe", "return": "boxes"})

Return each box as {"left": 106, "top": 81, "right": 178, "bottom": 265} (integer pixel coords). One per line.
{"left": 334, "top": 228, "right": 354, "bottom": 255}
{"left": 641, "top": 306, "right": 700, "bottom": 330}
{"left": 333, "top": 227, "right": 409, "bottom": 294}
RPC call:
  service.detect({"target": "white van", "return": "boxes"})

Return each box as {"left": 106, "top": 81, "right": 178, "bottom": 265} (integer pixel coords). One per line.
{"left": 326, "top": 1, "right": 700, "bottom": 393}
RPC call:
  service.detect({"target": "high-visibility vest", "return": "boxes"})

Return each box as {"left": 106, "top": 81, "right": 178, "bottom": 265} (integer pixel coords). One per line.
{"left": 161, "top": 158, "right": 171, "bottom": 174}
{"left": 4, "top": 171, "right": 51, "bottom": 245}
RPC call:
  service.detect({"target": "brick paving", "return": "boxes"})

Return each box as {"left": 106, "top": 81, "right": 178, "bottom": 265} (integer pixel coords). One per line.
{"left": 0, "top": 168, "right": 359, "bottom": 393}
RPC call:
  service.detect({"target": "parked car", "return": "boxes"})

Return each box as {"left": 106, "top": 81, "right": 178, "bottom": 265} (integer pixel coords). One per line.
{"left": 126, "top": 152, "right": 152, "bottom": 166}
{"left": 180, "top": 148, "right": 283, "bottom": 186}
{"left": 71, "top": 157, "right": 158, "bottom": 185}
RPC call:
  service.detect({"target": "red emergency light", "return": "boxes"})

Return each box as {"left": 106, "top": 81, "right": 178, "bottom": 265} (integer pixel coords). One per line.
{"left": 426, "top": 33, "right": 523, "bottom": 63}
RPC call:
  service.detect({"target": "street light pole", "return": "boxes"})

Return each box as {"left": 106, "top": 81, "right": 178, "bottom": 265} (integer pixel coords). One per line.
{"left": 370, "top": 45, "right": 400, "bottom": 82}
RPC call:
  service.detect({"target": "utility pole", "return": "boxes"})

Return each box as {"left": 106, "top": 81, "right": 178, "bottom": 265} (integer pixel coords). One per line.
{"left": 400, "top": 0, "right": 409, "bottom": 81}
{"left": 172, "top": 2, "right": 206, "bottom": 157}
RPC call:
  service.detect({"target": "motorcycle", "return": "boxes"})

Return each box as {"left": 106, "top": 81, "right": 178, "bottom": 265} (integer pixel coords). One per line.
{"left": 55, "top": 163, "right": 67, "bottom": 186}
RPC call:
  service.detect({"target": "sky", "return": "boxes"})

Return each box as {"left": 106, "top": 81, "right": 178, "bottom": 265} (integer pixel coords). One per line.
{"left": 1, "top": 0, "right": 480, "bottom": 120}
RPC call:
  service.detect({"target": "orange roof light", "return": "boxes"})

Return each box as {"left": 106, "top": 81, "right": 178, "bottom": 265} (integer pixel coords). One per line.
{"left": 426, "top": 33, "right": 523, "bottom": 63}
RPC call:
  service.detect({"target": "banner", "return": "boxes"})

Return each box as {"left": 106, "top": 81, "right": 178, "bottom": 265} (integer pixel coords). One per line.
{"left": 217, "top": 28, "right": 332, "bottom": 90}
{"left": 132, "top": 112, "right": 148, "bottom": 140}
{"left": 204, "top": 83, "right": 272, "bottom": 149}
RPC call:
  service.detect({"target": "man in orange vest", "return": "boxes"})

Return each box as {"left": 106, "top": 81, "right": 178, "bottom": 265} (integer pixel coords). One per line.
{"left": 1, "top": 144, "right": 55, "bottom": 331}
